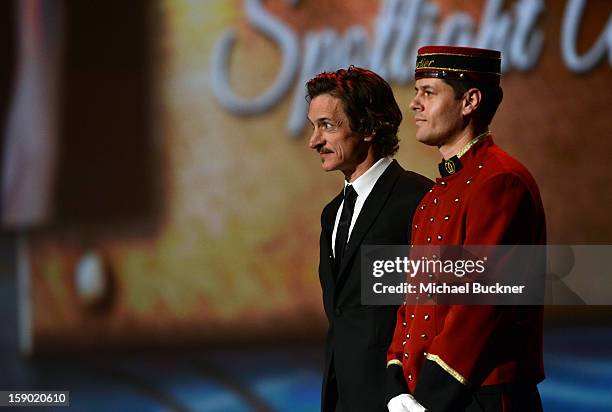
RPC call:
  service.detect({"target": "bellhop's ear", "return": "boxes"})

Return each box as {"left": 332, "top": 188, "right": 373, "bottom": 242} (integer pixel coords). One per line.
{"left": 462, "top": 88, "right": 482, "bottom": 117}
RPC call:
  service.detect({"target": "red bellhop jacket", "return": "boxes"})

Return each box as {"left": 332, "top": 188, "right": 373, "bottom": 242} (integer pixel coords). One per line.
{"left": 386, "top": 136, "right": 546, "bottom": 409}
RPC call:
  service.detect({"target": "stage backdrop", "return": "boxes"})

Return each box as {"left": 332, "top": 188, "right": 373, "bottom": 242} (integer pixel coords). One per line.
{"left": 4, "top": 0, "right": 610, "bottom": 353}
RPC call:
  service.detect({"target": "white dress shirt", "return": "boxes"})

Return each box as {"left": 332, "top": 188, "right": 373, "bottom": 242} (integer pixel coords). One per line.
{"left": 331, "top": 157, "right": 393, "bottom": 257}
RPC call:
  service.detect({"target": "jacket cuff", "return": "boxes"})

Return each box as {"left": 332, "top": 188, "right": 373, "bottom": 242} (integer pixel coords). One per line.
{"left": 414, "top": 358, "right": 472, "bottom": 411}
{"left": 386, "top": 361, "right": 410, "bottom": 404}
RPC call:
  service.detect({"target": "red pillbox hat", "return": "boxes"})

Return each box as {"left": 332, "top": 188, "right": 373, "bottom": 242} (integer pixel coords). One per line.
{"left": 415, "top": 45, "right": 501, "bottom": 83}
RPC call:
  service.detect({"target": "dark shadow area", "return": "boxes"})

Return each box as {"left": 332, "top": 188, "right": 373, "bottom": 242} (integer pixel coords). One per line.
{"left": 0, "top": 0, "right": 16, "bottom": 196}
{"left": 55, "top": 0, "right": 160, "bottom": 229}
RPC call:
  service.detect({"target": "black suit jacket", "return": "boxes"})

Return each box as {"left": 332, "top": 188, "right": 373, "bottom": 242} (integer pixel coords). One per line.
{"left": 319, "top": 160, "right": 432, "bottom": 412}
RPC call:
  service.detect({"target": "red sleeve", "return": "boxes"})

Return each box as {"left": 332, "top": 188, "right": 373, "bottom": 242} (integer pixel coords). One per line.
{"left": 386, "top": 305, "right": 411, "bottom": 400}
{"left": 387, "top": 305, "right": 409, "bottom": 364}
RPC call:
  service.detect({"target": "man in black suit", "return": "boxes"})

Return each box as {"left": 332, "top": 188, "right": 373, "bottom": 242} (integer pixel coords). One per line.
{"left": 306, "top": 67, "right": 432, "bottom": 412}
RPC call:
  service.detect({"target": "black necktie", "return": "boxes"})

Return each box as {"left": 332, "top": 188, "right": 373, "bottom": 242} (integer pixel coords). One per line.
{"left": 335, "top": 185, "right": 358, "bottom": 270}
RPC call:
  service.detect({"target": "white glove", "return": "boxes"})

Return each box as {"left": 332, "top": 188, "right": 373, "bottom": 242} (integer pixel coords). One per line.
{"left": 387, "top": 394, "right": 427, "bottom": 412}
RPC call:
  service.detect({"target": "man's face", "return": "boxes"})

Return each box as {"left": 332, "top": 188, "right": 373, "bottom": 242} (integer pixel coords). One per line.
{"left": 307, "top": 94, "right": 368, "bottom": 174}
{"left": 409, "top": 78, "right": 465, "bottom": 147}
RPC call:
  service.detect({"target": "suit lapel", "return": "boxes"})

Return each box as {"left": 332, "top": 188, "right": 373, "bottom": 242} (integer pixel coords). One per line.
{"left": 323, "top": 191, "right": 343, "bottom": 243}
{"left": 336, "top": 160, "right": 403, "bottom": 284}
{"left": 321, "top": 190, "right": 343, "bottom": 285}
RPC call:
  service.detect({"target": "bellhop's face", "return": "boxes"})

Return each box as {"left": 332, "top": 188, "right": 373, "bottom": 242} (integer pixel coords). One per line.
{"left": 410, "top": 78, "right": 465, "bottom": 147}
{"left": 307, "top": 94, "right": 368, "bottom": 174}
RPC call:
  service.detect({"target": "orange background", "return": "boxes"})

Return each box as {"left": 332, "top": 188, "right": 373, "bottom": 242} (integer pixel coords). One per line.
{"left": 22, "top": 0, "right": 611, "bottom": 351}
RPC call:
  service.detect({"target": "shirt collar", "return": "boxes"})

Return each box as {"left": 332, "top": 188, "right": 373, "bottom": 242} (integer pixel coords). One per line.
{"left": 345, "top": 157, "right": 393, "bottom": 197}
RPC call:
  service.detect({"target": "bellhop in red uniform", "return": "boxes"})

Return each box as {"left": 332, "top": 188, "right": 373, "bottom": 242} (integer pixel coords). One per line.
{"left": 386, "top": 46, "right": 546, "bottom": 412}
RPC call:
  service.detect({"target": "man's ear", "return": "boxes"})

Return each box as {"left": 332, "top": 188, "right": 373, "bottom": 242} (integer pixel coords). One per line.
{"left": 462, "top": 88, "right": 481, "bottom": 116}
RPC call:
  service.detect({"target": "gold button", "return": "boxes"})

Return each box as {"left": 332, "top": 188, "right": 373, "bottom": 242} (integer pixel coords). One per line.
{"left": 454, "top": 197, "right": 460, "bottom": 202}
{"left": 433, "top": 198, "right": 438, "bottom": 204}
{"left": 444, "top": 215, "right": 450, "bottom": 221}
{"left": 410, "top": 313, "right": 415, "bottom": 319}
{"left": 408, "top": 374, "right": 413, "bottom": 381}
{"left": 402, "top": 341, "right": 406, "bottom": 346}
{"left": 404, "top": 353, "right": 409, "bottom": 358}
{"left": 427, "top": 237, "right": 431, "bottom": 243}
{"left": 478, "top": 164, "right": 483, "bottom": 169}
{"left": 424, "top": 314, "right": 430, "bottom": 320}
{"left": 429, "top": 189, "right": 433, "bottom": 192}
{"left": 421, "top": 204, "right": 426, "bottom": 210}
{"left": 414, "top": 224, "right": 418, "bottom": 229}
{"left": 466, "top": 180, "right": 471, "bottom": 184}
{"left": 406, "top": 333, "right": 410, "bottom": 339}
{"left": 429, "top": 217, "right": 434, "bottom": 222}
{"left": 421, "top": 333, "right": 427, "bottom": 340}
{"left": 437, "top": 235, "right": 443, "bottom": 240}
{"left": 440, "top": 181, "right": 446, "bottom": 185}
{"left": 402, "top": 321, "right": 407, "bottom": 327}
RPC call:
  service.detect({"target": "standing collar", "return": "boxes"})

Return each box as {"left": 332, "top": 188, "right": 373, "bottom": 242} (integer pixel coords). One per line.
{"left": 437, "top": 135, "right": 494, "bottom": 181}
{"left": 456, "top": 130, "right": 490, "bottom": 159}
{"left": 438, "top": 132, "right": 491, "bottom": 178}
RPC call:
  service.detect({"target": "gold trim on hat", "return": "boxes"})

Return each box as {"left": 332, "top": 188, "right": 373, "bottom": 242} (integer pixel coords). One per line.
{"left": 416, "top": 59, "right": 435, "bottom": 69}
{"left": 418, "top": 52, "right": 501, "bottom": 60}
{"left": 415, "top": 66, "right": 501, "bottom": 76}
{"left": 426, "top": 353, "right": 470, "bottom": 386}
